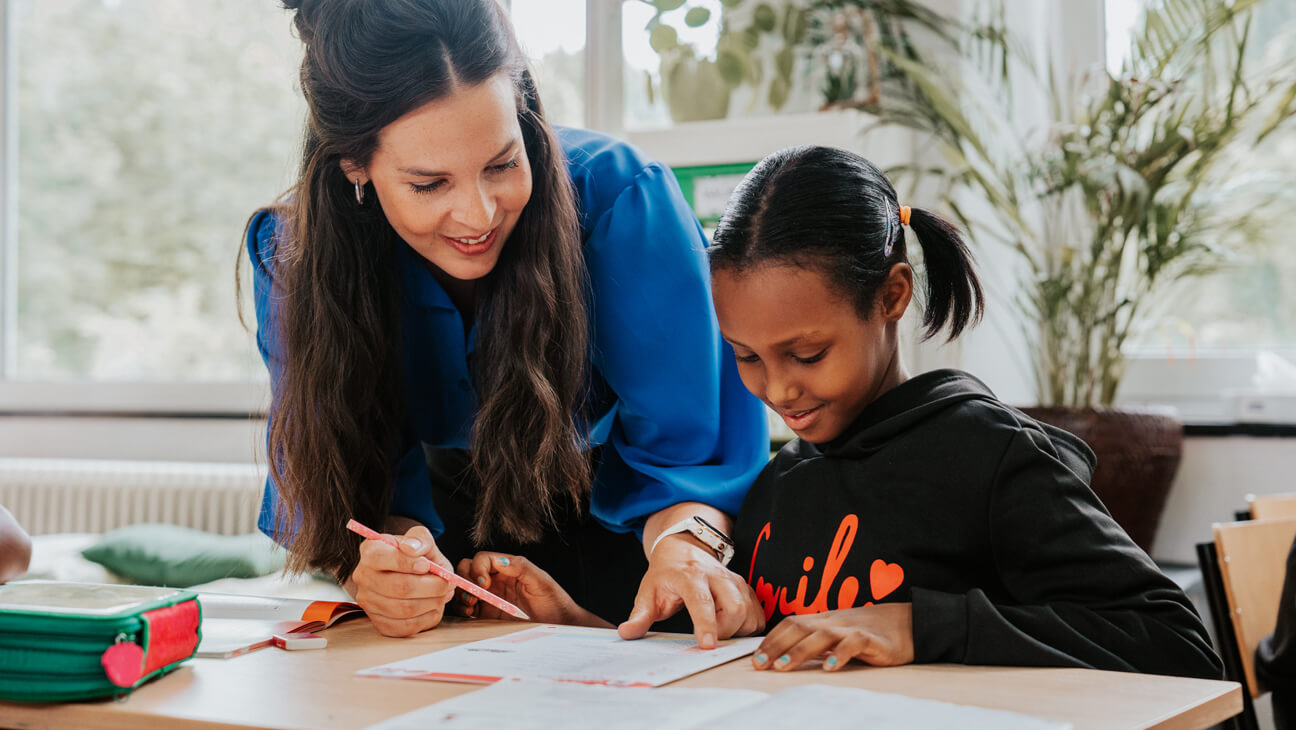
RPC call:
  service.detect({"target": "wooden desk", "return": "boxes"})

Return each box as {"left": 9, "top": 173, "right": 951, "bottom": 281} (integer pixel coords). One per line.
{"left": 0, "top": 619, "right": 1242, "bottom": 730}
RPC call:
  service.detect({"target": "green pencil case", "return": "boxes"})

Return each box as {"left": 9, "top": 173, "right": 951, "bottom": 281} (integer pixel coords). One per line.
{"left": 0, "top": 580, "right": 202, "bottom": 702}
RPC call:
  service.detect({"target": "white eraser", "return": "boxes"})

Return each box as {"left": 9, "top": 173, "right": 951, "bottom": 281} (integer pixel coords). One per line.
{"left": 272, "top": 632, "right": 327, "bottom": 651}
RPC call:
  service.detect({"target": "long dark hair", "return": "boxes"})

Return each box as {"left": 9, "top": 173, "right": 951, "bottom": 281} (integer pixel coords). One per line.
{"left": 709, "top": 145, "right": 983, "bottom": 341}
{"left": 250, "top": 0, "right": 590, "bottom": 578}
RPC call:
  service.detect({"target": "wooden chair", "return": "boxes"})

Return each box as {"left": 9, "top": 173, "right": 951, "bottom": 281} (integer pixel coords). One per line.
{"left": 1198, "top": 517, "right": 1296, "bottom": 730}
{"left": 1248, "top": 492, "right": 1296, "bottom": 521}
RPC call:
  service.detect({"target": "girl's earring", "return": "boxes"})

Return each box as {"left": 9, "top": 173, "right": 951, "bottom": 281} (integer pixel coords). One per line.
{"left": 354, "top": 179, "right": 366, "bottom": 206}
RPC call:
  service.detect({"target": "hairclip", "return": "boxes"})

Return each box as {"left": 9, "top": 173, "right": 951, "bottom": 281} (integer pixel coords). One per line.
{"left": 883, "top": 199, "right": 895, "bottom": 257}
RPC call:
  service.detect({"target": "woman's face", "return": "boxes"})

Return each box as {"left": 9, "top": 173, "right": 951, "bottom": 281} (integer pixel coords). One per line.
{"left": 353, "top": 73, "right": 533, "bottom": 282}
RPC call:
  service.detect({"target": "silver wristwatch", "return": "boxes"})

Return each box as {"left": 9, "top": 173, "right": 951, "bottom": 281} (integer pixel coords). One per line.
{"left": 650, "top": 516, "right": 736, "bottom": 567}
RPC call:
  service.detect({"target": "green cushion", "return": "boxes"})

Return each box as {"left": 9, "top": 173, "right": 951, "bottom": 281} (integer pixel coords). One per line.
{"left": 81, "top": 524, "right": 285, "bottom": 588}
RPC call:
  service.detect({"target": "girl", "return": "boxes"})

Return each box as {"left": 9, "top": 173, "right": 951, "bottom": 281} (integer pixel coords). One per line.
{"left": 458, "top": 145, "right": 1223, "bottom": 680}
{"left": 246, "top": 0, "right": 767, "bottom": 644}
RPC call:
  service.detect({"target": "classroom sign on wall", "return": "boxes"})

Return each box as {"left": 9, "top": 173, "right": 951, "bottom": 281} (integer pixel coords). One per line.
{"left": 670, "top": 163, "right": 757, "bottom": 226}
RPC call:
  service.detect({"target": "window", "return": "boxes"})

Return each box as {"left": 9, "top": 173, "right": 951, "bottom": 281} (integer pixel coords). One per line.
{"left": 620, "top": 0, "right": 722, "bottom": 130}
{"left": 12, "top": 2, "right": 1282, "bottom": 421}
{"left": 509, "top": 0, "right": 586, "bottom": 129}
{"left": 6, "top": 0, "right": 303, "bottom": 383}
{"left": 1106, "top": 0, "right": 1296, "bottom": 354}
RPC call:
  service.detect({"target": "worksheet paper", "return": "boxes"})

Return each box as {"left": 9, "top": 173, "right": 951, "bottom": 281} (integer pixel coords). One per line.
{"left": 720, "top": 684, "right": 1071, "bottom": 730}
{"left": 364, "top": 680, "right": 1072, "bottom": 730}
{"left": 355, "top": 624, "right": 762, "bottom": 687}
{"left": 366, "top": 681, "right": 765, "bottom": 730}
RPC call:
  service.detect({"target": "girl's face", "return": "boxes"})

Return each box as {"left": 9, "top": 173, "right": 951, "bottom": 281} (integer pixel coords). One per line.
{"left": 712, "top": 263, "right": 911, "bottom": 444}
{"left": 348, "top": 73, "right": 533, "bottom": 283}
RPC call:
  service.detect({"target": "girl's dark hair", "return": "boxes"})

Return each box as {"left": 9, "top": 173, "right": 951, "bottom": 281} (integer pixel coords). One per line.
{"left": 249, "top": 0, "right": 590, "bottom": 578}
{"left": 710, "top": 145, "right": 983, "bottom": 341}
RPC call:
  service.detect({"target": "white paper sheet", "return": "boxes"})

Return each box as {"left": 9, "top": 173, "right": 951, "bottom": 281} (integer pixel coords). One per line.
{"left": 365, "top": 680, "right": 767, "bottom": 730}
{"left": 355, "top": 624, "right": 761, "bottom": 687}
{"left": 363, "top": 680, "right": 1072, "bottom": 730}
{"left": 723, "top": 685, "right": 1072, "bottom": 730}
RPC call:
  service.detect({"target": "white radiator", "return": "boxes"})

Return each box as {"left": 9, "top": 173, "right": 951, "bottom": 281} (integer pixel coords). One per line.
{"left": 0, "top": 458, "right": 266, "bottom": 536}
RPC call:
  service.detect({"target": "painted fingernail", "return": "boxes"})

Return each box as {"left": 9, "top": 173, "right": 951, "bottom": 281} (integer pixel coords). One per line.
{"left": 403, "top": 538, "right": 422, "bottom": 551}
{"left": 499, "top": 557, "right": 510, "bottom": 566}
{"left": 776, "top": 655, "right": 790, "bottom": 666}
{"left": 826, "top": 656, "right": 838, "bottom": 669}
{"left": 753, "top": 652, "right": 767, "bottom": 665}
{"left": 476, "top": 576, "right": 488, "bottom": 585}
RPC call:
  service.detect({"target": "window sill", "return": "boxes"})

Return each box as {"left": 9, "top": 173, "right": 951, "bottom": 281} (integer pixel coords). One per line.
{"left": 0, "top": 381, "right": 268, "bottom": 418}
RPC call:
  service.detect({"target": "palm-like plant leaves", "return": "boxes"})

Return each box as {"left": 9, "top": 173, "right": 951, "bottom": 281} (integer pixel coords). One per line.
{"left": 870, "top": 0, "right": 1294, "bottom": 406}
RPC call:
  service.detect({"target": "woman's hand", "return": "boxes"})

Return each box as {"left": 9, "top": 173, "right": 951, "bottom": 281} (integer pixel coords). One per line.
{"left": 751, "top": 603, "right": 914, "bottom": 672}
{"left": 348, "top": 525, "right": 456, "bottom": 637}
{"left": 453, "top": 552, "right": 611, "bottom": 628}
{"left": 617, "top": 533, "right": 765, "bottom": 648}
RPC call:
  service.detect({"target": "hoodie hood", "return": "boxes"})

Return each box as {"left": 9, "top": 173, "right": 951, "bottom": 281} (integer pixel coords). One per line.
{"left": 812, "top": 369, "right": 998, "bottom": 457}
{"left": 801, "top": 369, "right": 1094, "bottom": 477}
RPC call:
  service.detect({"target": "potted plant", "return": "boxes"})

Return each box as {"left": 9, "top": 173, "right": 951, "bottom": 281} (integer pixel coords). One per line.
{"left": 803, "top": 0, "right": 959, "bottom": 110}
{"left": 635, "top": 0, "right": 808, "bottom": 121}
{"left": 870, "top": 0, "right": 1296, "bottom": 549}
{"left": 633, "top": 0, "right": 953, "bottom": 120}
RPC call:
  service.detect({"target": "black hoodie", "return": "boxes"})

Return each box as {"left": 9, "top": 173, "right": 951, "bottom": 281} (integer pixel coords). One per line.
{"left": 731, "top": 369, "right": 1223, "bottom": 679}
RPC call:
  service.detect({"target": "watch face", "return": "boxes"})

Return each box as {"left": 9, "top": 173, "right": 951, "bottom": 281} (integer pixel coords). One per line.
{"left": 694, "top": 516, "right": 734, "bottom": 546}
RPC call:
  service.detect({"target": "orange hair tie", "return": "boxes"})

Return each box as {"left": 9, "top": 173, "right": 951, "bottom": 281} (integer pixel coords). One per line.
{"left": 899, "top": 205, "right": 912, "bottom": 226}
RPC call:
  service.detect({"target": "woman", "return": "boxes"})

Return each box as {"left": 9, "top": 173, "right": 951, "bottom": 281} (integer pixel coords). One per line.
{"left": 245, "top": 0, "right": 768, "bottom": 645}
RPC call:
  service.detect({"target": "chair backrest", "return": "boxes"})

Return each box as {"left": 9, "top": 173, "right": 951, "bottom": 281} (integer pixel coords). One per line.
{"left": 1197, "top": 541, "right": 1258, "bottom": 730}
{"left": 1212, "top": 516, "right": 1296, "bottom": 699}
{"left": 1248, "top": 491, "right": 1296, "bottom": 521}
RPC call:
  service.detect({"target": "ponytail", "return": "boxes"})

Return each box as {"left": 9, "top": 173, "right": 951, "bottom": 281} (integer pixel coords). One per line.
{"left": 904, "top": 207, "right": 984, "bottom": 342}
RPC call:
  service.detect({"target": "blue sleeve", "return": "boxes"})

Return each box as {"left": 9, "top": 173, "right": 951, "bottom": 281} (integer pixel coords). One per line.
{"left": 247, "top": 209, "right": 289, "bottom": 542}
{"left": 584, "top": 164, "right": 769, "bottom": 535}
{"left": 247, "top": 211, "right": 444, "bottom": 544}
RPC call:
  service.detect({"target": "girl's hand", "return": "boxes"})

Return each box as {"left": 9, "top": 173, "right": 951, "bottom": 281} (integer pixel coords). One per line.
{"left": 454, "top": 552, "right": 612, "bottom": 628}
{"left": 349, "top": 525, "right": 456, "bottom": 637}
{"left": 617, "top": 534, "right": 766, "bottom": 649}
{"left": 751, "top": 603, "right": 914, "bottom": 672}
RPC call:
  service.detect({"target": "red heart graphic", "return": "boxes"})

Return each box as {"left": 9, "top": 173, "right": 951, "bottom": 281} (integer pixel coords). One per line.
{"left": 101, "top": 642, "right": 145, "bottom": 688}
{"left": 869, "top": 559, "right": 904, "bottom": 601}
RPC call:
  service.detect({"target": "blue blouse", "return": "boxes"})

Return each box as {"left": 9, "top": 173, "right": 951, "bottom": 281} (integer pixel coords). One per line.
{"left": 248, "top": 127, "right": 768, "bottom": 541}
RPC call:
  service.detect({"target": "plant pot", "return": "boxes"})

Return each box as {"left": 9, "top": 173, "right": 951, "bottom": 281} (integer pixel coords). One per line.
{"left": 1021, "top": 406, "right": 1183, "bottom": 553}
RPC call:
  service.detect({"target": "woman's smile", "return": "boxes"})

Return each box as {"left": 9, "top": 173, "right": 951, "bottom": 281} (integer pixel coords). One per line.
{"left": 445, "top": 226, "right": 499, "bottom": 256}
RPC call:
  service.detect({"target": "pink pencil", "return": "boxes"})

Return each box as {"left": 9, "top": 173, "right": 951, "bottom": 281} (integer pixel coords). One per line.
{"left": 345, "top": 519, "right": 530, "bottom": 620}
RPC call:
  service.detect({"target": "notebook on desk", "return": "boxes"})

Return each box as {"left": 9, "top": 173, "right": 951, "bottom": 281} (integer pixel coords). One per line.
{"left": 194, "top": 592, "right": 364, "bottom": 658}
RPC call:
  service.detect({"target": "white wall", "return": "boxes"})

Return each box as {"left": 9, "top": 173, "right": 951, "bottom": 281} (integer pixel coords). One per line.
{"left": 0, "top": 415, "right": 265, "bottom": 464}
{"left": 1152, "top": 436, "right": 1296, "bottom": 564}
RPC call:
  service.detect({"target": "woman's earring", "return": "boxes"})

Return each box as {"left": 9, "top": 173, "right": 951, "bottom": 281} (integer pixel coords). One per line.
{"left": 354, "top": 179, "right": 366, "bottom": 206}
